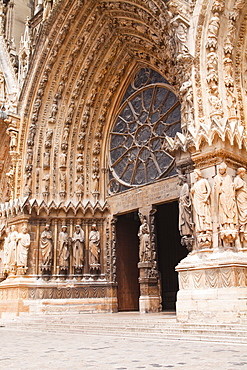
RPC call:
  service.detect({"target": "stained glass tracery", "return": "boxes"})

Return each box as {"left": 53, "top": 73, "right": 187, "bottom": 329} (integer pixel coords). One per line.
{"left": 108, "top": 68, "right": 181, "bottom": 194}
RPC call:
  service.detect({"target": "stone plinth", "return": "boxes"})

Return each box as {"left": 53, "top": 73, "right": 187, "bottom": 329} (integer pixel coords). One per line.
{"left": 0, "top": 276, "right": 117, "bottom": 318}
{"left": 138, "top": 262, "right": 161, "bottom": 313}
{"left": 176, "top": 250, "right": 247, "bottom": 323}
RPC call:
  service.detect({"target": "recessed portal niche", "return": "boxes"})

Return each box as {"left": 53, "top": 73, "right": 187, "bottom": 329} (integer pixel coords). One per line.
{"left": 156, "top": 201, "right": 188, "bottom": 310}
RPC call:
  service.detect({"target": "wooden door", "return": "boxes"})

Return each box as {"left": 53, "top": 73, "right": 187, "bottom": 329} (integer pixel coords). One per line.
{"left": 116, "top": 213, "right": 140, "bottom": 311}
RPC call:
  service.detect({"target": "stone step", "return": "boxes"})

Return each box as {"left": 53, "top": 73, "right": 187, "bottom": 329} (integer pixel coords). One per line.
{"left": 2, "top": 314, "right": 247, "bottom": 344}
{"left": 8, "top": 316, "right": 247, "bottom": 333}
{"left": 3, "top": 322, "right": 247, "bottom": 344}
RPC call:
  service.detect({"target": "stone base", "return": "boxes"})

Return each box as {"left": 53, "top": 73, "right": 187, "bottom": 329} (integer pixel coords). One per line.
{"left": 0, "top": 276, "right": 117, "bottom": 318}
{"left": 139, "top": 295, "right": 161, "bottom": 313}
{"left": 176, "top": 250, "right": 247, "bottom": 323}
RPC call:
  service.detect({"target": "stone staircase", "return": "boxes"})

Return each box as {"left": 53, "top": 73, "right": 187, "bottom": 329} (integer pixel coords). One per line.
{"left": 1, "top": 312, "right": 247, "bottom": 345}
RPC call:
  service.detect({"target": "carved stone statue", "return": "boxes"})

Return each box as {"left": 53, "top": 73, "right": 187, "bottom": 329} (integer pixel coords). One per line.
{"left": 191, "top": 169, "right": 212, "bottom": 249}
{"left": 234, "top": 167, "right": 247, "bottom": 243}
{"left": 40, "top": 224, "right": 53, "bottom": 266}
{"left": 42, "top": 174, "right": 50, "bottom": 192}
{"left": 58, "top": 225, "right": 70, "bottom": 271}
{"left": 138, "top": 214, "right": 151, "bottom": 262}
{"left": 9, "top": 130, "right": 18, "bottom": 152}
{"left": 214, "top": 162, "right": 237, "bottom": 248}
{"left": 72, "top": 225, "right": 84, "bottom": 270}
{"left": 0, "top": 70, "right": 5, "bottom": 101}
{"left": 60, "top": 152, "right": 67, "bottom": 167}
{"left": 89, "top": 224, "right": 100, "bottom": 267}
{"left": 206, "top": 12, "right": 220, "bottom": 49}
{"left": 45, "top": 128, "right": 53, "bottom": 148}
{"left": 60, "top": 172, "right": 66, "bottom": 192}
{"left": 3, "top": 227, "right": 10, "bottom": 273}
{"left": 180, "top": 75, "right": 194, "bottom": 128}
{"left": 43, "top": 0, "right": 52, "bottom": 21}
{"left": 214, "top": 162, "right": 237, "bottom": 229}
{"left": 43, "top": 152, "right": 50, "bottom": 168}
{"left": 17, "top": 224, "right": 30, "bottom": 270}
{"left": 8, "top": 225, "right": 18, "bottom": 271}
{"left": 178, "top": 175, "right": 194, "bottom": 250}
{"left": 191, "top": 169, "right": 212, "bottom": 233}
{"left": 75, "top": 175, "right": 84, "bottom": 193}
{"left": 174, "top": 20, "right": 189, "bottom": 55}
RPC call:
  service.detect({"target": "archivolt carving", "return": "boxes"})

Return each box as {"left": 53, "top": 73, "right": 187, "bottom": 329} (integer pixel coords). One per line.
{"left": 13, "top": 0, "right": 204, "bottom": 208}
{"left": 182, "top": 0, "right": 247, "bottom": 152}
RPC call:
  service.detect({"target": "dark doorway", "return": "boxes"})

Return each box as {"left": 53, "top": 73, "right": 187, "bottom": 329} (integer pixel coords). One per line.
{"left": 116, "top": 211, "right": 141, "bottom": 311}
{"left": 156, "top": 201, "right": 188, "bottom": 310}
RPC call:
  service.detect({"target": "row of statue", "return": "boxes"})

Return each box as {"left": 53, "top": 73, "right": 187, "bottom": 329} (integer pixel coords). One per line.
{"left": 3, "top": 224, "right": 30, "bottom": 275}
{"left": 41, "top": 223, "right": 101, "bottom": 274}
{"left": 3, "top": 223, "right": 101, "bottom": 276}
{"left": 179, "top": 162, "right": 247, "bottom": 250}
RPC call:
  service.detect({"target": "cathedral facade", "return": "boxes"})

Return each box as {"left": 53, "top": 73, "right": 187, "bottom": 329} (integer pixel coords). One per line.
{"left": 0, "top": 0, "right": 247, "bottom": 322}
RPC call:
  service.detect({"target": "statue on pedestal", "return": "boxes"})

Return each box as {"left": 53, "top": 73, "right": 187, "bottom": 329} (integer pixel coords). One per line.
{"left": 40, "top": 224, "right": 53, "bottom": 270}
{"left": 8, "top": 225, "right": 18, "bottom": 274}
{"left": 178, "top": 174, "right": 194, "bottom": 251}
{"left": 3, "top": 227, "right": 10, "bottom": 273}
{"left": 58, "top": 225, "right": 70, "bottom": 272}
{"left": 191, "top": 169, "right": 212, "bottom": 249}
{"left": 72, "top": 225, "right": 84, "bottom": 272}
{"left": 138, "top": 214, "right": 151, "bottom": 262}
{"left": 234, "top": 167, "right": 247, "bottom": 246}
{"left": 89, "top": 224, "right": 100, "bottom": 272}
{"left": 17, "top": 224, "right": 30, "bottom": 273}
{"left": 214, "top": 162, "right": 237, "bottom": 248}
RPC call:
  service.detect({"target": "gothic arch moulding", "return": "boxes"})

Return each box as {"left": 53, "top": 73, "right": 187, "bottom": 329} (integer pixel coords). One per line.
{"left": 16, "top": 0, "right": 192, "bottom": 207}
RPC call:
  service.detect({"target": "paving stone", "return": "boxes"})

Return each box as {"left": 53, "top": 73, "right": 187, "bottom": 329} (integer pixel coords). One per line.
{"left": 0, "top": 326, "right": 247, "bottom": 369}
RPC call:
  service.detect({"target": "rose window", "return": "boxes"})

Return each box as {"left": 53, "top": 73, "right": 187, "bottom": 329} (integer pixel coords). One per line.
{"left": 108, "top": 68, "right": 181, "bottom": 194}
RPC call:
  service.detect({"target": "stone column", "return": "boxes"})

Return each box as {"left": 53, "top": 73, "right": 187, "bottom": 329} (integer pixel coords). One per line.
{"left": 138, "top": 207, "right": 161, "bottom": 313}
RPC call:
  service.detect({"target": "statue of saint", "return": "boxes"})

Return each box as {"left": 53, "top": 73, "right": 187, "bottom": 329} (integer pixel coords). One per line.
{"left": 3, "top": 227, "right": 10, "bottom": 272}
{"left": 178, "top": 175, "right": 193, "bottom": 237}
{"left": 40, "top": 224, "right": 53, "bottom": 266}
{"left": 138, "top": 214, "right": 151, "bottom": 262}
{"left": 214, "top": 162, "right": 237, "bottom": 229}
{"left": 17, "top": 224, "right": 30, "bottom": 268}
{"left": 72, "top": 225, "right": 84, "bottom": 269}
{"left": 191, "top": 169, "right": 212, "bottom": 233}
{"left": 234, "top": 167, "right": 247, "bottom": 233}
{"left": 8, "top": 225, "right": 18, "bottom": 267}
{"left": 89, "top": 224, "right": 100, "bottom": 265}
{"left": 58, "top": 225, "right": 70, "bottom": 270}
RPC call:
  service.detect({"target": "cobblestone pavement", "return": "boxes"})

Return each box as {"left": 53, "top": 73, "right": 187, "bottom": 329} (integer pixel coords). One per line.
{"left": 0, "top": 327, "right": 247, "bottom": 370}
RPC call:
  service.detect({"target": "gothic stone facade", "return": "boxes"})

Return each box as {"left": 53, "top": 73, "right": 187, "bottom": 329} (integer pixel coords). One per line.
{"left": 0, "top": 0, "right": 247, "bottom": 322}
